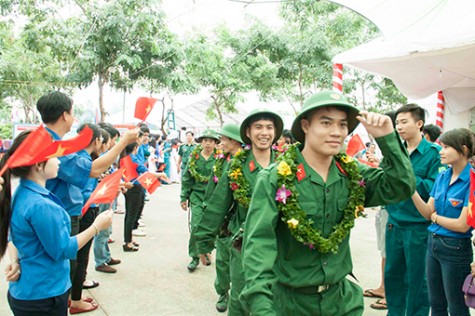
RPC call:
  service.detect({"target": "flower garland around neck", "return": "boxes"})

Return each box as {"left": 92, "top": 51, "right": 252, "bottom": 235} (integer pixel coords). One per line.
{"left": 276, "top": 143, "right": 366, "bottom": 254}
{"left": 228, "top": 146, "right": 251, "bottom": 208}
{"left": 188, "top": 145, "right": 212, "bottom": 183}
{"left": 212, "top": 150, "right": 227, "bottom": 183}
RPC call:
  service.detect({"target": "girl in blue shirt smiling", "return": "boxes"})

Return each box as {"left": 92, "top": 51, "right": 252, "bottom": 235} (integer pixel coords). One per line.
{"left": 0, "top": 130, "right": 113, "bottom": 316}
{"left": 412, "top": 128, "right": 474, "bottom": 316}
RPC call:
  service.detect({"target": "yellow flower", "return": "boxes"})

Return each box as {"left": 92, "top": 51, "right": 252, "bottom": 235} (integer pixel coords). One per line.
{"left": 341, "top": 155, "right": 353, "bottom": 164}
{"left": 230, "top": 168, "right": 242, "bottom": 180}
{"left": 216, "top": 149, "right": 223, "bottom": 155}
{"left": 277, "top": 161, "right": 292, "bottom": 176}
{"left": 213, "top": 165, "right": 217, "bottom": 173}
{"left": 354, "top": 205, "right": 365, "bottom": 218}
{"left": 287, "top": 218, "right": 299, "bottom": 229}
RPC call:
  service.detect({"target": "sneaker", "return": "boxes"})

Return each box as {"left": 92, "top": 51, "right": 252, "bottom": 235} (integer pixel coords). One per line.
{"left": 138, "top": 220, "right": 146, "bottom": 228}
{"left": 107, "top": 258, "right": 121, "bottom": 265}
{"left": 95, "top": 264, "right": 117, "bottom": 274}
{"left": 132, "top": 229, "right": 146, "bottom": 237}
{"left": 187, "top": 258, "right": 199, "bottom": 272}
{"left": 114, "top": 209, "right": 125, "bottom": 214}
{"left": 216, "top": 293, "right": 229, "bottom": 312}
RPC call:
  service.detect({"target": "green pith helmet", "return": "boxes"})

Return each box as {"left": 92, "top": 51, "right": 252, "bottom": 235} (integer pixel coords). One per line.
{"left": 291, "top": 91, "right": 360, "bottom": 143}
{"left": 197, "top": 128, "right": 221, "bottom": 143}
{"left": 240, "top": 109, "right": 284, "bottom": 145}
{"left": 219, "top": 123, "right": 243, "bottom": 143}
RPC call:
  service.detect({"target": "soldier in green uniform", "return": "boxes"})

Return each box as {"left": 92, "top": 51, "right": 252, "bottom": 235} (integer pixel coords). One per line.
{"left": 180, "top": 129, "right": 220, "bottom": 272}
{"left": 241, "top": 91, "right": 416, "bottom": 316}
{"left": 195, "top": 109, "right": 283, "bottom": 316}
{"left": 202, "top": 123, "right": 243, "bottom": 313}
{"left": 384, "top": 104, "right": 443, "bottom": 316}
{"left": 177, "top": 131, "right": 196, "bottom": 174}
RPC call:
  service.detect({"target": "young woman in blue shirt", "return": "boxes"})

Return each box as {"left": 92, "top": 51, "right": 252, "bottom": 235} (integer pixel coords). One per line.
{"left": 0, "top": 130, "right": 113, "bottom": 316}
{"left": 412, "top": 128, "right": 474, "bottom": 316}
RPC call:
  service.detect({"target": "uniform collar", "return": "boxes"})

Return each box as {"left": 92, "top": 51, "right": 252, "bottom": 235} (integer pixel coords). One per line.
{"left": 19, "top": 178, "right": 53, "bottom": 196}
{"left": 295, "top": 149, "right": 342, "bottom": 187}
{"left": 247, "top": 149, "right": 275, "bottom": 173}
{"left": 406, "top": 136, "right": 431, "bottom": 155}
{"left": 45, "top": 126, "right": 62, "bottom": 141}
{"left": 450, "top": 162, "right": 471, "bottom": 184}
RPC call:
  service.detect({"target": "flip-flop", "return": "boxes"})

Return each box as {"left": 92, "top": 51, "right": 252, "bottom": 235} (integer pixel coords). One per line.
{"left": 363, "top": 289, "right": 384, "bottom": 298}
{"left": 370, "top": 299, "right": 388, "bottom": 310}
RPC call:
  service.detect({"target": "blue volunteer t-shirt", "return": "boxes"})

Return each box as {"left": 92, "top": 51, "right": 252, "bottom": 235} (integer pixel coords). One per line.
{"left": 428, "top": 163, "right": 473, "bottom": 238}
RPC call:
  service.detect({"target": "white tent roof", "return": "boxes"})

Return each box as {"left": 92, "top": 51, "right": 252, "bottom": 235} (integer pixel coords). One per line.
{"left": 331, "top": 0, "right": 475, "bottom": 113}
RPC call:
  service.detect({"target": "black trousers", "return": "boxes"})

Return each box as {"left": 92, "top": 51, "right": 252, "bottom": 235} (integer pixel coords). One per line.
{"left": 8, "top": 290, "right": 68, "bottom": 316}
{"left": 69, "top": 216, "right": 80, "bottom": 284}
{"left": 124, "top": 184, "right": 145, "bottom": 243}
{"left": 71, "top": 207, "right": 98, "bottom": 301}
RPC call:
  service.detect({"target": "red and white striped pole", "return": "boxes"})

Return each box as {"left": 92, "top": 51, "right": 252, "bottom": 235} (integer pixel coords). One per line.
{"left": 436, "top": 91, "right": 445, "bottom": 131}
{"left": 332, "top": 63, "right": 343, "bottom": 93}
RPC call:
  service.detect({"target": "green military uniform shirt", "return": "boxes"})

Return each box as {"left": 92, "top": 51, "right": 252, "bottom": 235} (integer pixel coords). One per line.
{"left": 386, "top": 137, "right": 443, "bottom": 228}
{"left": 241, "top": 132, "right": 416, "bottom": 315}
{"left": 196, "top": 150, "right": 276, "bottom": 254}
{"left": 180, "top": 151, "right": 215, "bottom": 206}
{"left": 178, "top": 143, "right": 196, "bottom": 168}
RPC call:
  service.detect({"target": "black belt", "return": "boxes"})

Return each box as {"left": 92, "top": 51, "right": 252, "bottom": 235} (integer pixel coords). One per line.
{"left": 279, "top": 282, "right": 333, "bottom": 294}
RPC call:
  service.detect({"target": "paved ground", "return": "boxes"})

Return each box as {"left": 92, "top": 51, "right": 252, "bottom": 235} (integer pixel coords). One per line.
{"left": 0, "top": 183, "right": 468, "bottom": 315}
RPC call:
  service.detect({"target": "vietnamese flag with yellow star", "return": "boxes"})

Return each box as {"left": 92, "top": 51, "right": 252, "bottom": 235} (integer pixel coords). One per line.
{"left": 119, "top": 155, "right": 139, "bottom": 182}
{"left": 82, "top": 168, "right": 124, "bottom": 215}
{"left": 137, "top": 172, "right": 160, "bottom": 194}
{"left": 134, "top": 97, "right": 157, "bottom": 121}
{"left": 0, "top": 125, "right": 92, "bottom": 177}
{"left": 467, "top": 168, "right": 475, "bottom": 228}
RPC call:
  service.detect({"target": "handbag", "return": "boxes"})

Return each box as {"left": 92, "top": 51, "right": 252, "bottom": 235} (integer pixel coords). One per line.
{"left": 462, "top": 274, "right": 475, "bottom": 308}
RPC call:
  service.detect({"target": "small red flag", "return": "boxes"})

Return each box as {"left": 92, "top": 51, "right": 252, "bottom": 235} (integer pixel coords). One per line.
{"left": 0, "top": 126, "right": 92, "bottom": 177}
{"left": 249, "top": 160, "right": 256, "bottom": 172}
{"left": 357, "top": 158, "right": 379, "bottom": 168}
{"left": 467, "top": 169, "right": 475, "bottom": 228}
{"left": 346, "top": 134, "right": 366, "bottom": 157}
{"left": 137, "top": 172, "right": 160, "bottom": 194}
{"left": 81, "top": 168, "right": 123, "bottom": 215}
{"left": 296, "top": 163, "right": 306, "bottom": 182}
{"left": 134, "top": 97, "right": 157, "bottom": 121}
{"left": 119, "top": 155, "right": 139, "bottom": 182}
{"left": 36, "top": 126, "right": 93, "bottom": 160}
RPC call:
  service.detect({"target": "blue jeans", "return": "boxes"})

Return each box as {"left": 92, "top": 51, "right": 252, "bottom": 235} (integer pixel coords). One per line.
{"left": 427, "top": 233, "right": 472, "bottom": 316}
{"left": 94, "top": 204, "right": 111, "bottom": 267}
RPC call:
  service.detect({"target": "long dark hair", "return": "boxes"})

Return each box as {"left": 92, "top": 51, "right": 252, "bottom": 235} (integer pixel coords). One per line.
{"left": 0, "top": 130, "right": 43, "bottom": 258}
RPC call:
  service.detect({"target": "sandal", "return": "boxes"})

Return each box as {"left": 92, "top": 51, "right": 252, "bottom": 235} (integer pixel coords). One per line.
{"left": 370, "top": 299, "right": 388, "bottom": 310}
{"left": 70, "top": 302, "right": 99, "bottom": 314}
{"left": 123, "top": 244, "right": 139, "bottom": 252}
{"left": 363, "top": 289, "right": 384, "bottom": 298}
{"left": 82, "top": 280, "right": 99, "bottom": 289}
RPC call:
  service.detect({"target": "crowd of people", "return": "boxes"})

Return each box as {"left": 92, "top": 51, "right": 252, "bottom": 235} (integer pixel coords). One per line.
{"left": 0, "top": 89, "right": 475, "bottom": 316}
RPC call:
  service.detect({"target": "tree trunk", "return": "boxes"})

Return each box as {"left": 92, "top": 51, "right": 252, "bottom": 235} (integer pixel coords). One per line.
{"left": 159, "top": 96, "right": 167, "bottom": 135}
{"left": 98, "top": 72, "right": 106, "bottom": 122}
{"left": 211, "top": 95, "right": 224, "bottom": 127}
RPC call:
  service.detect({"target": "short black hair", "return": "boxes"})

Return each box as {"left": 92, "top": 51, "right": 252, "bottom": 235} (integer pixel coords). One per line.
{"left": 439, "top": 128, "right": 474, "bottom": 158}
{"left": 36, "top": 91, "right": 73, "bottom": 124}
{"left": 395, "top": 104, "right": 425, "bottom": 131}
{"left": 77, "top": 123, "right": 101, "bottom": 145}
{"left": 185, "top": 131, "right": 194, "bottom": 137}
{"left": 140, "top": 125, "right": 150, "bottom": 134}
{"left": 247, "top": 115, "right": 276, "bottom": 128}
{"left": 98, "top": 122, "right": 120, "bottom": 138}
{"left": 423, "top": 124, "right": 442, "bottom": 142}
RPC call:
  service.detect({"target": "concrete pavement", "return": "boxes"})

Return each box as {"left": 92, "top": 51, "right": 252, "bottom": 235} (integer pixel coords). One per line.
{"left": 0, "top": 183, "right": 467, "bottom": 315}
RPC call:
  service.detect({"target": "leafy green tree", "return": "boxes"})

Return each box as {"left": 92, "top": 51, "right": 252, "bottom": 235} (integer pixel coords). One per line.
{"left": 183, "top": 31, "right": 252, "bottom": 126}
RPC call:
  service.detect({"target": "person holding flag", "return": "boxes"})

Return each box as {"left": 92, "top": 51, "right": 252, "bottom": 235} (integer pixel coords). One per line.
{"left": 411, "top": 128, "right": 474, "bottom": 316}
{"left": 195, "top": 109, "right": 283, "bottom": 315}
{"left": 35, "top": 91, "right": 139, "bottom": 313}
{"left": 240, "top": 91, "right": 415, "bottom": 315}
{"left": 202, "top": 123, "right": 243, "bottom": 313}
{"left": 0, "top": 129, "right": 113, "bottom": 316}
{"left": 120, "top": 140, "right": 168, "bottom": 252}
{"left": 180, "top": 129, "right": 220, "bottom": 272}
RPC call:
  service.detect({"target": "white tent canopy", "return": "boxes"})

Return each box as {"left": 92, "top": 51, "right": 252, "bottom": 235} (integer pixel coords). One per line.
{"left": 331, "top": 0, "right": 475, "bottom": 114}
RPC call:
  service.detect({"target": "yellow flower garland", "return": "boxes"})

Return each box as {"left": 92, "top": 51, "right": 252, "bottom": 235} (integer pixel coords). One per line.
{"left": 276, "top": 143, "right": 366, "bottom": 254}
